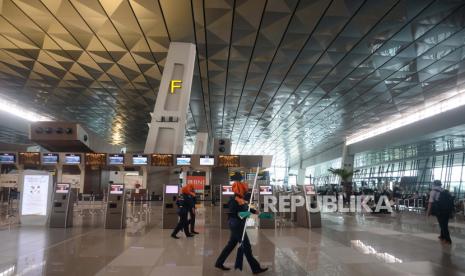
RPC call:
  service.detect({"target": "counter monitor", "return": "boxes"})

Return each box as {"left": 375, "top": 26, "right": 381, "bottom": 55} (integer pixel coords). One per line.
{"left": 0, "top": 153, "right": 15, "bottom": 164}
{"left": 199, "top": 155, "right": 215, "bottom": 166}
{"left": 132, "top": 154, "right": 148, "bottom": 165}
{"left": 19, "top": 152, "right": 40, "bottom": 166}
{"left": 165, "top": 185, "right": 179, "bottom": 194}
{"left": 42, "top": 153, "right": 59, "bottom": 165}
{"left": 305, "top": 185, "right": 316, "bottom": 195}
{"left": 259, "top": 185, "right": 273, "bottom": 195}
{"left": 85, "top": 153, "right": 107, "bottom": 166}
{"left": 108, "top": 154, "right": 124, "bottom": 165}
{"left": 176, "top": 155, "right": 191, "bottom": 166}
{"left": 110, "top": 184, "right": 124, "bottom": 195}
{"left": 222, "top": 185, "right": 234, "bottom": 195}
{"left": 64, "top": 154, "right": 81, "bottom": 164}
{"left": 218, "top": 155, "right": 240, "bottom": 167}
{"left": 151, "top": 154, "right": 173, "bottom": 166}
{"left": 56, "top": 183, "right": 70, "bottom": 194}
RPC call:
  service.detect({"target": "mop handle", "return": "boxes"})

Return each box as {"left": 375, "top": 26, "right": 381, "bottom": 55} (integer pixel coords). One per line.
{"left": 240, "top": 165, "right": 260, "bottom": 243}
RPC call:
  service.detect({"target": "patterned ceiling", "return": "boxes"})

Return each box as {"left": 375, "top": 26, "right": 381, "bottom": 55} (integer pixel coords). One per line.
{"left": 0, "top": 0, "right": 465, "bottom": 166}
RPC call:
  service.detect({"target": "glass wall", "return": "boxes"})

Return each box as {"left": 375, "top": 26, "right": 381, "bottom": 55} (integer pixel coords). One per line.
{"left": 269, "top": 166, "right": 287, "bottom": 186}
{"left": 353, "top": 138, "right": 465, "bottom": 199}
{"left": 306, "top": 157, "right": 342, "bottom": 186}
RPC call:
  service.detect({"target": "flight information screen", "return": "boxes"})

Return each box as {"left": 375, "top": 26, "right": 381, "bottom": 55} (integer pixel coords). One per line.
{"left": 42, "top": 153, "right": 59, "bottom": 164}
{"left": 64, "top": 154, "right": 81, "bottom": 164}
{"left": 0, "top": 153, "right": 15, "bottom": 164}
{"left": 108, "top": 154, "right": 124, "bottom": 165}
{"left": 132, "top": 154, "right": 148, "bottom": 165}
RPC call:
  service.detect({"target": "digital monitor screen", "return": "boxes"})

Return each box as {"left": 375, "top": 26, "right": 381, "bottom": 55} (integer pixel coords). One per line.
{"left": 176, "top": 155, "right": 191, "bottom": 166}
{"left": 132, "top": 154, "right": 148, "bottom": 165}
{"left": 0, "top": 153, "right": 15, "bottom": 164}
{"left": 305, "top": 185, "right": 316, "bottom": 195}
{"left": 151, "top": 154, "right": 173, "bottom": 166}
{"left": 218, "top": 155, "right": 240, "bottom": 167}
{"left": 42, "top": 153, "right": 59, "bottom": 164}
{"left": 199, "top": 155, "right": 215, "bottom": 166}
{"left": 259, "top": 185, "right": 273, "bottom": 195}
{"left": 56, "top": 183, "right": 70, "bottom": 194}
{"left": 109, "top": 154, "right": 124, "bottom": 165}
{"left": 64, "top": 154, "right": 81, "bottom": 164}
{"left": 165, "top": 185, "right": 179, "bottom": 194}
{"left": 110, "top": 184, "right": 124, "bottom": 194}
{"left": 222, "top": 185, "right": 234, "bottom": 195}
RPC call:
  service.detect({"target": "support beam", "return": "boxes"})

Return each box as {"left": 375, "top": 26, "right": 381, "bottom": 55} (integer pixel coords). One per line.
{"left": 193, "top": 132, "right": 208, "bottom": 154}
{"left": 144, "top": 42, "right": 196, "bottom": 154}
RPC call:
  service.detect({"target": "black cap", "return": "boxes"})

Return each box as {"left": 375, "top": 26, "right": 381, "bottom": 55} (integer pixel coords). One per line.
{"left": 231, "top": 171, "right": 243, "bottom": 181}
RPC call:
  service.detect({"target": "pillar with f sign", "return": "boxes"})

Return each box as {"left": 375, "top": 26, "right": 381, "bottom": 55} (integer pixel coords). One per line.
{"left": 144, "top": 42, "right": 196, "bottom": 154}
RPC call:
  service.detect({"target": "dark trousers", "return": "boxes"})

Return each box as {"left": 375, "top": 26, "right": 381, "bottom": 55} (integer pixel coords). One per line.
{"left": 436, "top": 214, "right": 451, "bottom": 243}
{"left": 172, "top": 211, "right": 190, "bottom": 236}
{"left": 189, "top": 208, "right": 196, "bottom": 232}
{"left": 215, "top": 219, "right": 260, "bottom": 272}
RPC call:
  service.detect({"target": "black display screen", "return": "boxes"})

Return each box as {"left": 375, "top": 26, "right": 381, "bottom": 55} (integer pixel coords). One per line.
{"left": 0, "top": 153, "right": 15, "bottom": 164}
{"left": 109, "top": 154, "right": 124, "bottom": 165}
{"left": 64, "top": 154, "right": 81, "bottom": 164}
{"left": 42, "top": 153, "right": 59, "bottom": 164}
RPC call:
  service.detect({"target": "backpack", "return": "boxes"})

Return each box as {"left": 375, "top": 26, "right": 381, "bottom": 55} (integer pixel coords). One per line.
{"left": 432, "top": 190, "right": 454, "bottom": 216}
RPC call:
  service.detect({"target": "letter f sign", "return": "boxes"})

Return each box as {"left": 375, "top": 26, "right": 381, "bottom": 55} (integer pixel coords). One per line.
{"left": 170, "top": 80, "right": 182, "bottom": 94}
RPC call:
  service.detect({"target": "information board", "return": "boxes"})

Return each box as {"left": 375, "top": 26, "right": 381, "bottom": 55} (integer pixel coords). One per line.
{"left": 21, "top": 175, "right": 50, "bottom": 216}
{"left": 176, "top": 155, "right": 191, "bottom": 166}
{"left": 199, "top": 155, "right": 215, "bottom": 166}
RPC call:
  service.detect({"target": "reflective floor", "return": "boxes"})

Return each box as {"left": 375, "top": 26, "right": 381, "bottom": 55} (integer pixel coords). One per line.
{"left": 1, "top": 206, "right": 465, "bottom": 276}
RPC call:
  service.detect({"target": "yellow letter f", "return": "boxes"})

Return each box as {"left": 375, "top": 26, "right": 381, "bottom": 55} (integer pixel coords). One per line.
{"left": 170, "top": 80, "right": 182, "bottom": 94}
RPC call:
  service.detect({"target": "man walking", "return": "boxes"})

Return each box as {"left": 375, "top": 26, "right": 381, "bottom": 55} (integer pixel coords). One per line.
{"left": 427, "top": 180, "right": 453, "bottom": 245}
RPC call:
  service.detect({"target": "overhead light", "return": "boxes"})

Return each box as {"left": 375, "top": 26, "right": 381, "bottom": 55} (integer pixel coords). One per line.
{"left": 0, "top": 98, "right": 51, "bottom": 122}
{"left": 347, "top": 89, "right": 465, "bottom": 145}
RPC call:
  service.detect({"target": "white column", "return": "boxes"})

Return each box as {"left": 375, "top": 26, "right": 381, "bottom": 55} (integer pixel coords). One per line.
{"left": 144, "top": 42, "right": 196, "bottom": 154}
{"left": 193, "top": 132, "right": 208, "bottom": 154}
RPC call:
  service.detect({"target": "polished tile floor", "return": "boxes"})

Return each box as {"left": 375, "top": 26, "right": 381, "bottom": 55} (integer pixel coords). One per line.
{"left": 0, "top": 205, "right": 464, "bottom": 275}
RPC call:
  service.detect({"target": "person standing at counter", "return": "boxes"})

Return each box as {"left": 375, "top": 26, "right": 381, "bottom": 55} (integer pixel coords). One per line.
{"left": 215, "top": 174, "right": 267, "bottom": 274}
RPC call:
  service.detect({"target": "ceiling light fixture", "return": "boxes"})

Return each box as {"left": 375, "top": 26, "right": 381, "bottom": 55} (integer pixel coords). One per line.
{"left": 0, "top": 98, "right": 51, "bottom": 122}
{"left": 346, "top": 89, "right": 465, "bottom": 145}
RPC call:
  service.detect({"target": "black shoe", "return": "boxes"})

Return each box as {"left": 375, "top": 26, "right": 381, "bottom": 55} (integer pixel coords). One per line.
{"left": 186, "top": 234, "right": 194, "bottom": 237}
{"left": 253, "top": 267, "right": 268, "bottom": 274}
{"left": 191, "top": 231, "right": 200, "bottom": 234}
{"left": 215, "top": 264, "right": 231, "bottom": 271}
{"left": 171, "top": 234, "right": 180, "bottom": 239}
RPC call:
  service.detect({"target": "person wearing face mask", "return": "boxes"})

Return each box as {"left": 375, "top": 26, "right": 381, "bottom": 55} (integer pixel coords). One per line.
{"left": 171, "top": 185, "right": 194, "bottom": 239}
{"left": 214, "top": 172, "right": 267, "bottom": 274}
{"left": 186, "top": 183, "right": 199, "bottom": 234}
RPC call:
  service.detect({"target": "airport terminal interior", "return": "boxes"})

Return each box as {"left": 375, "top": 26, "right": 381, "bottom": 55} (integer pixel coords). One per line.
{"left": 1, "top": 0, "right": 465, "bottom": 275}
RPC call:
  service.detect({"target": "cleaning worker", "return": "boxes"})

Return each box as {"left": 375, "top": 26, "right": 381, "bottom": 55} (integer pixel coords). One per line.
{"left": 187, "top": 183, "right": 199, "bottom": 234}
{"left": 171, "top": 185, "right": 194, "bottom": 239}
{"left": 214, "top": 172, "right": 268, "bottom": 274}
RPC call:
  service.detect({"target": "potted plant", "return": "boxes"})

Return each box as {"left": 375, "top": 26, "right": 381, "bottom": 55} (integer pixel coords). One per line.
{"left": 328, "top": 168, "right": 360, "bottom": 200}
{"left": 327, "top": 168, "right": 359, "bottom": 184}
